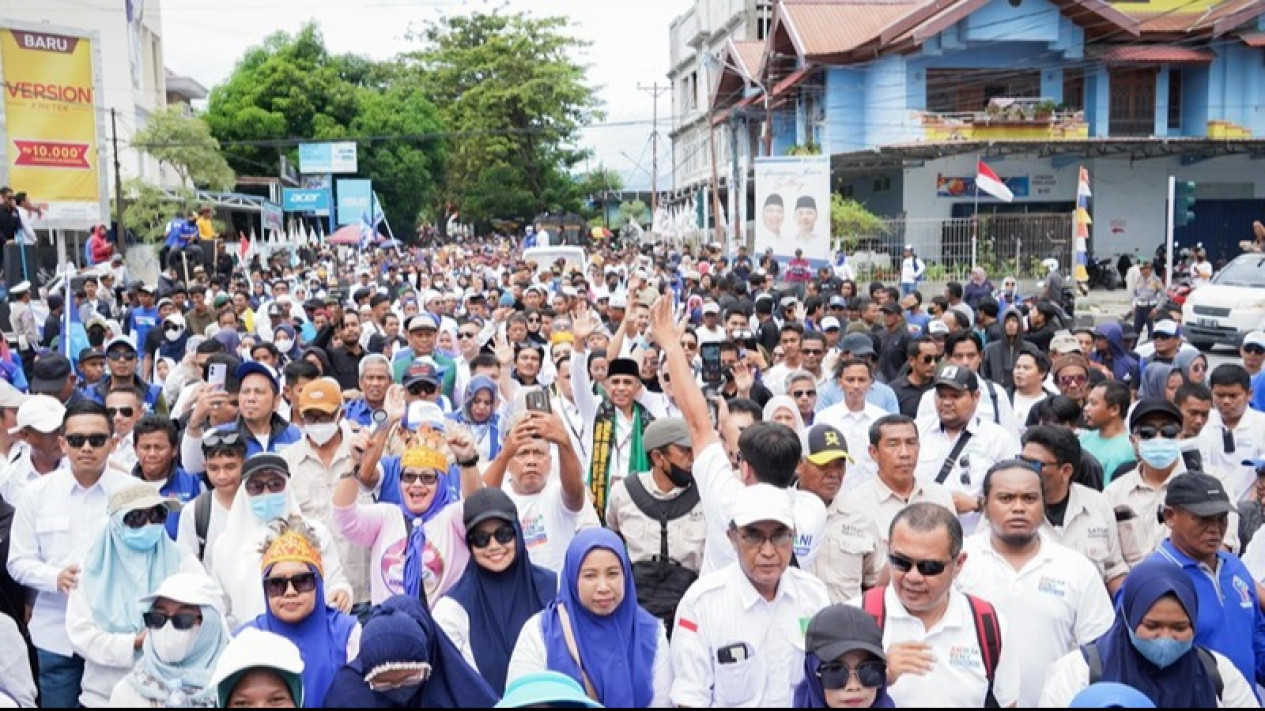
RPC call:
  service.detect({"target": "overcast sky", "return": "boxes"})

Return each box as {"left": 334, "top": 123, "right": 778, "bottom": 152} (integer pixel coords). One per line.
{"left": 160, "top": 0, "right": 691, "bottom": 191}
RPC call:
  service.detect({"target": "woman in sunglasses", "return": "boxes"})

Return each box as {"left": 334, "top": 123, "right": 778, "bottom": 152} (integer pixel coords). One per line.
{"left": 332, "top": 439, "right": 470, "bottom": 606}
{"left": 325, "top": 595, "right": 498, "bottom": 708}
{"left": 794, "top": 604, "right": 894, "bottom": 708}
{"left": 241, "top": 519, "right": 361, "bottom": 709}
{"left": 66, "top": 484, "right": 203, "bottom": 707}
{"left": 109, "top": 572, "right": 231, "bottom": 707}
{"left": 432, "top": 488, "right": 557, "bottom": 694}
{"left": 1174, "top": 349, "right": 1209, "bottom": 388}
{"left": 506, "top": 528, "right": 668, "bottom": 707}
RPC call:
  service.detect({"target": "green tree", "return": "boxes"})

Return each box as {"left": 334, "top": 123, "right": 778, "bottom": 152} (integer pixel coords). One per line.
{"left": 613, "top": 199, "right": 649, "bottom": 229}
{"left": 830, "top": 194, "right": 887, "bottom": 252}
{"left": 403, "top": 9, "right": 603, "bottom": 227}
{"left": 131, "top": 107, "right": 235, "bottom": 190}
{"left": 114, "top": 179, "right": 191, "bottom": 244}
{"left": 352, "top": 82, "right": 446, "bottom": 237}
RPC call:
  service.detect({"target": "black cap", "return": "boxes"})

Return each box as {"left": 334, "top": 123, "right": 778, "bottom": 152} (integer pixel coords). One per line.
{"left": 839, "top": 333, "right": 875, "bottom": 357}
{"left": 78, "top": 348, "right": 104, "bottom": 363}
{"left": 806, "top": 604, "right": 886, "bottom": 663}
{"left": 30, "top": 354, "right": 72, "bottom": 393}
{"left": 804, "top": 424, "right": 854, "bottom": 466}
{"left": 933, "top": 364, "right": 979, "bottom": 392}
{"left": 242, "top": 453, "right": 290, "bottom": 480}
{"left": 462, "top": 487, "right": 519, "bottom": 532}
{"left": 1128, "top": 397, "right": 1183, "bottom": 430}
{"left": 1164, "top": 471, "right": 1233, "bottom": 517}
{"left": 880, "top": 302, "right": 903, "bottom": 315}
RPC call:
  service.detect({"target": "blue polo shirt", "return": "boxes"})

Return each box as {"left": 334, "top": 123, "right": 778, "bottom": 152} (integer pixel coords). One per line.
{"left": 211, "top": 416, "right": 302, "bottom": 458}
{"left": 344, "top": 399, "right": 376, "bottom": 428}
{"left": 154, "top": 467, "right": 204, "bottom": 539}
{"left": 1153, "top": 540, "right": 1265, "bottom": 690}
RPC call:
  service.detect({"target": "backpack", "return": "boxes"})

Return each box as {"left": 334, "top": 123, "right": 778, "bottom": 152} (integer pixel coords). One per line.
{"left": 863, "top": 586, "right": 1002, "bottom": 707}
{"left": 623, "top": 474, "right": 701, "bottom": 632}
{"left": 1082, "top": 642, "right": 1222, "bottom": 700}
{"left": 192, "top": 490, "right": 213, "bottom": 560}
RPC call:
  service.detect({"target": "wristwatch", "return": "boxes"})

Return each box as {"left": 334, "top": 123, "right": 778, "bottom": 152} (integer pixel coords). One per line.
{"left": 456, "top": 455, "right": 480, "bottom": 469}
{"left": 341, "top": 466, "right": 361, "bottom": 481}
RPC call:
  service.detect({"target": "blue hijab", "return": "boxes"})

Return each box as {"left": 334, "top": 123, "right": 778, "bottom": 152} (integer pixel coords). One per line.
{"left": 1091, "top": 559, "right": 1217, "bottom": 708}
{"left": 323, "top": 595, "right": 499, "bottom": 708}
{"left": 80, "top": 510, "right": 184, "bottom": 634}
{"left": 1138, "top": 361, "right": 1177, "bottom": 401}
{"left": 447, "top": 490, "right": 557, "bottom": 694}
{"left": 245, "top": 565, "right": 358, "bottom": 708}
{"left": 540, "top": 528, "right": 659, "bottom": 708}
{"left": 400, "top": 461, "right": 458, "bottom": 600}
{"left": 794, "top": 652, "right": 896, "bottom": 708}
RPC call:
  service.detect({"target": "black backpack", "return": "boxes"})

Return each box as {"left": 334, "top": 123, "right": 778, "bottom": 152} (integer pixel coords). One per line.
{"left": 623, "top": 475, "right": 701, "bottom": 633}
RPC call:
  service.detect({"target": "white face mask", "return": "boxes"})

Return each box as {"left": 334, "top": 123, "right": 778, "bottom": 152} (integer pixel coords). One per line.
{"left": 239, "top": 349, "right": 252, "bottom": 362}
{"left": 164, "top": 327, "right": 184, "bottom": 342}
{"left": 275, "top": 338, "right": 294, "bottom": 353}
{"left": 150, "top": 624, "right": 200, "bottom": 665}
{"left": 305, "top": 422, "right": 339, "bottom": 446}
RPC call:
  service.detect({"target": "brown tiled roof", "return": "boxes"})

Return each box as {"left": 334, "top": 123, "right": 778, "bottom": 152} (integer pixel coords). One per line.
{"left": 1196, "top": 0, "right": 1265, "bottom": 34}
{"left": 780, "top": 0, "right": 920, "bottom": 58}
{"left": 732, "top": 40, "right": 765, "bottom": 78}
{"left": 1096, "top": 45, "right": 1216, "bottom": 63}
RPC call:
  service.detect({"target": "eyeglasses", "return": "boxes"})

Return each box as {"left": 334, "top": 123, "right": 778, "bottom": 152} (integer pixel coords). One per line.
{"left": 407, "top": 382, "right": 438, "bottom": 396}
{"left": 736, "top": 528, "right": 793, "bottom": 548}
{"left": 263, "top": 572, "right": 319, "bottom": 598}
{"left": 1133, "top": 425, "right": 1181, "bottom": 440}
{"left": 818, "top": 660, "right": 887, "bottom": 689}
{"left": 888, "top": 553, "right": 951, "bottom": 576}
{"left": 792, "top": 389, "right": 817, "bottom": 398}
{"left": 401, "top": 471, "right": 440, "bottom": 486}
{"left": 1245, "top": 345, "right": 1265, "bottom": 355}
{"left": 106, "top": 407, "right": 135, "bottom": 419}
{"left": 65, "top": 433, "right": 110, "bottom": 449}
{"left": 107, "top": 351, "right": 136, "bottom": 362}
{"left": 680, "top": 341, "right": 698, "bottom": 350}
{"left": 122, "top": 506, "right": 168, "bottom": 529}
{"left": 468, "top": 525, "right": 516, "bottom": 549}
{"left": 1057, "top": 374, "right": 1088, "bottom": 386}
{"left": 800, "top": 349, "right": 824, "bottom": 356}
{"left": 458, "top": 331, "right": 478, "bottom": 340}
{"left": 918, "top": 355, "right": 938, "bottom": 364}
{"left": 142, "top": 611, "right": 202, "bottom": 631}
{"left": 245, "top": 475, "right": 287, "bottom": 496}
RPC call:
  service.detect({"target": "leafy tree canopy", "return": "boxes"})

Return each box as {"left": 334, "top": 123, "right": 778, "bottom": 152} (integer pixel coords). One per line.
{"left": 131, "top": 107, "right": 235, "bottom": 191}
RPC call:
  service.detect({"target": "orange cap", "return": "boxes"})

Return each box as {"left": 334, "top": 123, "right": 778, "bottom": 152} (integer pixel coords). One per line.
{"left": 298, "top": 378, "right": 342, "bottom": 415}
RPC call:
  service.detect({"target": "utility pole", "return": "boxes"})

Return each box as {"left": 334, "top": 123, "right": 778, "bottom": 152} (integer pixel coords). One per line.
{"left": 111, "top": 108, "right": 125, "bottom": 237}
{"left": 637, "top": 82, "right": 669, "bottom": 217}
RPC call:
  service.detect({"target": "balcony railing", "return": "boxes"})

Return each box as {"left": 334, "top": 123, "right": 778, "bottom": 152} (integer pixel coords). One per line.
{"left": 920, "top": 96, "right": 1088, "bottom": 142}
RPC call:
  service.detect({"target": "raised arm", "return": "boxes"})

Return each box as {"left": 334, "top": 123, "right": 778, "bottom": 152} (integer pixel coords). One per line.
{"left": 445, "top": 424, "right": 486, "bottom": 499}
{"left": 650, "top": 296, "right": 718, "bottom": 449}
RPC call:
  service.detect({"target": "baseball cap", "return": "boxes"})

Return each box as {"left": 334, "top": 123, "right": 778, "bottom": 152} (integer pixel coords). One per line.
{"left": 105, "top": 335, "right": 137, "bottom": 355}
{"left": 404, "top": 358, "right": 442, "bottom": 387}
{"left": 779, "top": 296, "right": 798, "bottom": 309}
{"left": 8, "top": 281, "right": 30, "bottom": 297}
{"left": 1153, "top": 320, "right": 1180, "bottom": 338}
{"left": 462, "top": 487, "right": 520, "bottom": 534}
{"left": 927, "top": 320, "right": 950, "bottom": 336}
{"left": 806, "top": 604, "right": 886, "bottom": 663}
{"left": 933, "top": 364, "right": 979, "bottom": 392}
{"left": 701, "top": 301, "right": 720, "bottom": 315}
{"left": 139, "top": 571, "right": 225, "bottom": 615}
{"left": 407, "top": 313, "right": 439, "bottom": 332}
{"left": 108, "top": 483, "right": 182, "bottom": 517}
{"left": 642, "top": 418, "right": 692, "bottom": 452}
{"left": 880, "top": 302, "right": 902, "bottom": 315}
{"left": 156, "top": 297, "right": 174, "bottom": 310}
{"left": 829, "top": 295, "right": 848, "bottom": 308}
{"left": 30, "top": 354, "right": 72, "bottom": 393}
{"left": 297, "top": 378, "right": 342, "bottom": 415}
{"left": 839, "top": 333, "right": 876, "bottom": 357}
{"left": 210, "top": 628, "right": 305, "bottom": 708}
{"left": 242, "top": 453, "right": 290, "bottom": 480}
{"left": 1049, "top": 331, "right": 1082, "bottom": 355}
{"left": 10, "top": 395, "right": 64, "bottom": 434}
{"left": 1068, "top": 682, "right": 1156, "bottom": 709}
{"left": 1243, "top": 331, "right": 1265, "bottom": 349}
{"left": 404, "top": 400, "right": 446, "bottom": 432}
{"left": 236, "top": 361, "right": 279, "bottom": 393}
{"left": 0, "top": 380, "right": 28, "bottom": 410}
{"left": 1164, "top": 471, "right": 1233, "bottom": 517}
{"left": 1128, "top": 397, "right": 1183, "bottom": 430}
{"left": 802, "top": 424, "right": 854, "bottom": 466}
{"left": 78, "top": 348, "right": 105, "bottom": 363}
{"left": 85, "top": 314, "right": 107, "bottom": 330}
{"left": 730, "top": 483, "right": 795, "bottom": 529}
{"left": 820, "top": 316, "right": 841, "bottom": 331}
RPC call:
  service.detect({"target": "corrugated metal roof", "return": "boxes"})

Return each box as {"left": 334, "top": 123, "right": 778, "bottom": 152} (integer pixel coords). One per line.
{"left": 1097, "top": 45, "right": 1217, "bottom": 63}
{"left": 781, "top": 1, "right": 920, "bottom": 57}
{"left": 1239, "top": 30, "right": 1265, "bottom": 47}
{"left": 732, "top": 41, "right": 765, "bottom": 77}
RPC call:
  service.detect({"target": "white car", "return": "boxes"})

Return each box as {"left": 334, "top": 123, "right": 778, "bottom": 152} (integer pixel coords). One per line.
{"left": 1182, "top": 254, "right": 1265, "bottom": 349}
{"left": 521, "top": 246, "right": 587, "bottom": 278}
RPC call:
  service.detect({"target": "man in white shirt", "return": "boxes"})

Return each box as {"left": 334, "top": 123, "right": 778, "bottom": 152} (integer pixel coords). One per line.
{"left": 6, "top": 400, "right": 130, "bottom": 708}
{"left": 817, "top": 358, "right": 889, "bottom": 489}
{"left": 1199, "top": 363, "right": 1265, "bottom": 502}
{"left": 868, "top": 503, "right": 1020, "bottom": 708}
{"left": 0, "top": 395, "right": 65, "bottom": 506}
{"left": 670, "top": 483, "right": 830, "bottom": 707}
{"left": 696, "top": 301, "right": 725, "bottom": 344}
{"left": 915, "top": 365, "right": 1021, "bottom": 530}
{"left": 916, "top": 331, "right": 1017, "bottom": 431}
{"left": 955, "top": 460, "right": 1114, "bottom": 707}
{"left": 900, "top": 245, "right": 925, "bottom": 296}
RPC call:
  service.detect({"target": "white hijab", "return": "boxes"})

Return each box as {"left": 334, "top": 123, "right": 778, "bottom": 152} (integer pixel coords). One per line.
{"left": 209, "top": 482, "right": 304, "bottom": 629}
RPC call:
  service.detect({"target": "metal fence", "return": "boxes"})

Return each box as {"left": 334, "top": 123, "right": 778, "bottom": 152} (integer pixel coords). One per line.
{"left": 848, "top": 213, "right": 1075, "bottom": 282}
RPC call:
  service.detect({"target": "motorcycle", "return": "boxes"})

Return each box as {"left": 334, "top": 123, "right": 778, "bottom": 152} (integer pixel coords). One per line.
{"left": 1085, "top": 254, "right": 1120, "bottom": 290}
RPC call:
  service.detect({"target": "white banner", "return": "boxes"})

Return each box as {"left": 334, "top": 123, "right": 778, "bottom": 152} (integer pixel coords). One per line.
{"left": 753, "top": 156, "right": 830, "bottom": 263}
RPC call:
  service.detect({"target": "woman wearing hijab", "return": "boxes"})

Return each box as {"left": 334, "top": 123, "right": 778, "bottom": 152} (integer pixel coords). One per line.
{"left": 1174, "top": 349, "right": 1210, "bottom": 388}
{"left": 432, "top": 488, "right": 557, "bottom": 694}
{"left": 763, "top": 394, "right": 806, "bottom": 431}
{"left": 108, "top": 572, "right": 231, "bottom": 708}
{"left": 209, "top": 628, "right": 306, "bottom": 708}
{"left": 301, "top": 346, "right": 334, "bottom": 378}
{"left": 241, "top": 518, "right": 361, "bottom": 708}
{"left": 67, "top": 485, "right": 204, "bottom": 707}
{"left": 332, "top": 437, "right": 468, "bottom": 605}
{"left": 794, "top": 605, "right": 895, "bottom": 708}
{"left": 507, "top": 528, "right": 670, "bottom": 707}
{"left": 1039, "top": 559, "right": 1255, "bottom": 707}
{"left": 447, "top": 375, "right": 504, "bottom": 463}
{"left": 324, "top": 595, "right": 499, "bottom": 708}
{"left": 210, "top": 454, "right": 352, "bottom": 629}
{"left": 273, "top": 324, "right": 302, "bottom": 364}
{"left": 1138, "top": 361, "right": 1179, "bottom": 401}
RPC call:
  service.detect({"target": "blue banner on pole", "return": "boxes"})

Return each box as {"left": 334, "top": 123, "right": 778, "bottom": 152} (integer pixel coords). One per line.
{"left": 336, "top": 179, "right": 373, "bottom": 226}
{"left": 282, "top": 188, "right": 331, "bottom": 213}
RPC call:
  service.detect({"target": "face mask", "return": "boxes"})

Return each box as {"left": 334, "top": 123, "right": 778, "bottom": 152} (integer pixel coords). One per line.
{"left": 121, "top": 524, "right": 164, "bottom": 551}
{"left": 1128, "top": 627, "right": 1192, "bottom": 668}
{"left": 1138, "top": 438, "right": 1182, "bottom": 469}
{"left": 665, "top": 462, "right": 695, "bottom": 488}
{"left": 150, "top": 624, "right": 200, "bottom": 665}
{"left": 239, "top": 349, "right": 253, "bottom": 362}
{"left": 275, "top": 338, "right": 293, "bottom": 353}
{"left": 305, "top": 422, "right": 339, "bottom": 446}
{"left": 165, "top": 328, "right": 184, "bottom": 342}
{"left": 249, "top": 492, "right": 288, "bottom": 522}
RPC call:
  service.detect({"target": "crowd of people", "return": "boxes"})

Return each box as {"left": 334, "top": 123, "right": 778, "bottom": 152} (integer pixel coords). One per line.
{"left": 0, "top": 227, "right": 1262, "bottom": 708}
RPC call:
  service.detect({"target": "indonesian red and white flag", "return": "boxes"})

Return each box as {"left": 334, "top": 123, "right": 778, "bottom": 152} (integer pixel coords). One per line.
{"left": 976, "top": 160, "right": 1014, "bottom": 202}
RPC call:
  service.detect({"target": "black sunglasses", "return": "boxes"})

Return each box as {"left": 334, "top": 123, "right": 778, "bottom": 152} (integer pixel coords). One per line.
{"left": 163, "top": 323, "right": 182, "bottom": 332}
{"left": 888, "top": 553, "right": 951, "bottom": 576}
{"left": 107, "top": 351, "right": 137, "bottom": 361}
{"left": 401, "top": 471, "right": 440, "bottom": 486}
{"left": 407, "top": 382, "right": 438, "bottom": 396}
{"left": 122, "top": 506, "right": 168, "bottom": 529}
{"left": 245, "top": 476, "right": 287, "bottom": 496}
{"left": 106, "top": 406, "right": 135, "bottom": 419}
{"left": 468, "top": 525, "right": 516, "bottom": 549}
{"left": 263, "top": 572, "right": 318, "bottom": 598}
{"left": 142, "top": 611, "right": 202, "bottom": 631}
{"left": 1245, "top": 345, "right": 1265, "bottom": 356}
{"left": 818, "top": 660, "right": 887, "bottom": 689}
{"left": 66, "top": 433, "right": 110, "bottom": 449}
{"left": 1133, "top": 425, "right": 1181, "bottom": 440}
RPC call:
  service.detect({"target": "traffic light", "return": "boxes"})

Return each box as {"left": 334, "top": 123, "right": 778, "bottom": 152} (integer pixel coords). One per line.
{"left": 1174, "top": 180, "right": 1197, "bottom": 227}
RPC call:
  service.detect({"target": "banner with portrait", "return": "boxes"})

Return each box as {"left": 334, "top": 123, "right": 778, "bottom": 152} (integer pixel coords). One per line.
{"left": 753, "top": 156, "right": 831, "bottom": 263}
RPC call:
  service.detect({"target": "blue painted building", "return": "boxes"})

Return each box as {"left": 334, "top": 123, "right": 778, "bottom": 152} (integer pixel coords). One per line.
{"left": 705, "top": 0, "right": 1265, "bottom": 262}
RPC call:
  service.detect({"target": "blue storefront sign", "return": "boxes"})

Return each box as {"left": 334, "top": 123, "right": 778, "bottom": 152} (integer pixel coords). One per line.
{"left": 282, "top": 188, "right": 331, "bottom": 213}
{"left": 336, "top": 179, "right": 373, "bottom": 226}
